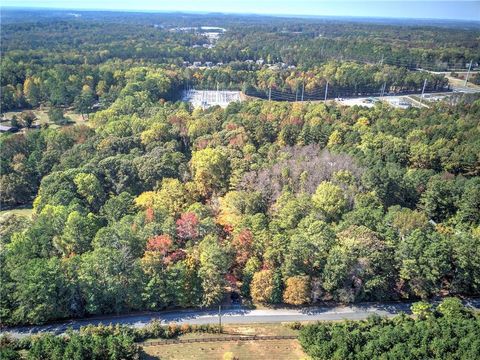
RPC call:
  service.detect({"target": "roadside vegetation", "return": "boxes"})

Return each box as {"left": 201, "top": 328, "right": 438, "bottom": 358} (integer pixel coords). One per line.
{"left": 2, "top": 299, "right": 478, "bottom": 359}
{"left": 299, "top": 297, "right": 480, "bottom": 360}
{"left": 0, "top": 322, "right": 222, "bottom": 360}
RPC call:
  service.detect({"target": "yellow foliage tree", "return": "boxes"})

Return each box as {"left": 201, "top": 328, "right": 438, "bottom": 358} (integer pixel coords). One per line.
{"left": 283, "top": 276, "right": 311, "bottom": 305}
{"left": 250, "top": 269, "right": 276, "bottom": 303}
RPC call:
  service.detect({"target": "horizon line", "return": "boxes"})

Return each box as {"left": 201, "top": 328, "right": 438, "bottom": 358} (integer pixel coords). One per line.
{"left": 2, "top": 5, "right": 480, "bottom": 23}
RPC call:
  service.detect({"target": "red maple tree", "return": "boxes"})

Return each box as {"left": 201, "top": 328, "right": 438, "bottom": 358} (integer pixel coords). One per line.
{"left": 176, "top": 212, "right": 199, "bottom": 241}
{"left": 146, "top": 234, "right": 172, "bottom": 254}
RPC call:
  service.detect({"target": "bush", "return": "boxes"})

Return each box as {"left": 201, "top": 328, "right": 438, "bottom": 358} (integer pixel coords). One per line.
{"left": 0, "top": 347, "right": 21, "bottom": 360}
{"left": 288, "top": 321, "right": 303, "bottom": 330}
{"left": 132, "top": 321, "right": 221, "bottom": 342}
{"left": 0, "top": 335, "right": 21, "bottom": 360}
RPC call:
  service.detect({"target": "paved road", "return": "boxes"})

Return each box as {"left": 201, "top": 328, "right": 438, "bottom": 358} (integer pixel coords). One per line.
{"left": 3, "top": 299, "right": 480, "bottom": 338}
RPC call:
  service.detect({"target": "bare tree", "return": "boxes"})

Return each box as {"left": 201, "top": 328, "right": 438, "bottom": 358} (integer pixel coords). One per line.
{"left": 240, "top": 145, "right": 363, "bottom": 204}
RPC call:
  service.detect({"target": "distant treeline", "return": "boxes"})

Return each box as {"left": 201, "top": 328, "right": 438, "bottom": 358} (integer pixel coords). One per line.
{"left": 1, "top": 10, "right": 477, "bottom": 111}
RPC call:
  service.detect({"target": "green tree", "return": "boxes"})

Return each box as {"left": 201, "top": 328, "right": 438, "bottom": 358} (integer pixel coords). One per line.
{"left": 23, "top": 77, "right": 41, "bottom": 107}
{"left": 100, "top": 192, "right": 135, "bottom": 224}
{"left": 450, "top": 231, "right": 480, "bottom": 294}
{"left": 20, "top": 111, "right": 36, "bottom": 128}
{"left": 57, "top": 211, "right": 101, "bottom": 256}
{"left": 74, "top": 173, "right": 105, "bottom": 210}
{"left": 420, "top": 176, "right": 459, "bottom": 222}
{"left": 312, "top": 181, "right": 348, "bottom": 221}
{"left": 47, "top": 107, "right": 67, "bottom": 125}
{"left": 455, "top": 178, "right": 480, "bottom": 225}
{"left": 74, "top": 87, "right": 96, "bottom": 120}
{"left": 9, "top": 257, "right": 69, "bottom": 324}
{"left": 190, "top": 148, "right": 230, "bottom": 197}
{"left": 198, "top": 235, "right": 232, "bottom": 307}
{"left": 283, "top": 218, "right": 334, "bottom": 277}
{"left": 396, "top": 229, "right": 452, "bottom": 298}
{"left": 322, "top": 226, "right": 393, "bottom": 302}
{"left": 79, "top": 247, "right": 142, "bottom": 315}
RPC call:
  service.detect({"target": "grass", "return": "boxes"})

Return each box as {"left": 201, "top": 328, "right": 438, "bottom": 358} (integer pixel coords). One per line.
{"left": 141, "top": 323, "right": 307, "bottom": 360}
{"left": 0, "top": 204, "right": 33, "bottom": 218}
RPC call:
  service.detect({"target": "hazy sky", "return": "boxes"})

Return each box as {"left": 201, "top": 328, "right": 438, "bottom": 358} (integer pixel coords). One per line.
{"left": 3, "top": 1, "right": 480, "bottom": 21}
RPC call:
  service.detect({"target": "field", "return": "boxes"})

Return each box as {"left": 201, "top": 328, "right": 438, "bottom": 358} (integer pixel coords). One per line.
{"left": 2, "top": 108, "right": 87, "bottom": 127}
{"left": 141, "top": 324, "right": 307, "bottom": 360}
{"left": 0, "top": 204, "right": 33, "bottom": 218}
{"left": 446, "top": 74, "right": 480, "bottom": 90}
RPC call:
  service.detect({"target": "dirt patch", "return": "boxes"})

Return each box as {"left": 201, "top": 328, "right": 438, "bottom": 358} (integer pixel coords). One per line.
{"left": 141, "top": 324, "right": 305, "bottom": 359}
{"left": 141, "top": 338, "right": 307, "bottom": 360}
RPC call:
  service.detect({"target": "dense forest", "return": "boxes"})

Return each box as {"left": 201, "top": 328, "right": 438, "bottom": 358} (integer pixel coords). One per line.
{"left": 2, "top": 92, "right": 480, "bottom": 325}
{"left": 1, "top": 10, "right": 480, "bottom": 328}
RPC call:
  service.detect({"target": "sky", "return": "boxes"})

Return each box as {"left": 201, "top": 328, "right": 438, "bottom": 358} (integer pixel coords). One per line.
{"left": 2, "top": 1, "right": 480, "bottom": 21}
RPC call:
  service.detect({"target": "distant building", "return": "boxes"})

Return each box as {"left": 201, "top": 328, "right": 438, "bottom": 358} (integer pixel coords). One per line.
{"left": 193, "top": 61, "right": 202, "bottom": 67}
{"left": 256, "top": 59, "right": 265, "bottom": 66}
{"left": 205, "top": 61, "right": 213, "bottom": 67}
{"left": 0, "top": 125, "right": 18, "bottom": 133}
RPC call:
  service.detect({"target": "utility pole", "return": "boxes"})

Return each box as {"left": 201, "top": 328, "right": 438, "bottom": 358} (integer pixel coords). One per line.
{"left": 379, "top": 54, "right": 384, "bottom": 66}
{"left": 268, "top": 86, "right": 272, "bottom": 101}
{"left": 301, "top": 80, "right": 305, "bottom": 101}
{"left": 218, "top": 305, "right": 222, "bottom": 333}
{"left": 421, "top": 79, "right": 427, "bottom": 99}
{"left": 381, "top": 81, "right": 387, "bottom": 97}
{"left": 464, "top": 59, "right": 473, "bottom": 86}
{"left": 295, "top": 86, "right": 299, "bottom": 102}
{"left": 216, "top": 82, "right": 219, "bottom": 103}
{"left": 324, "top": 81, "right": 329, "bottom": 102}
